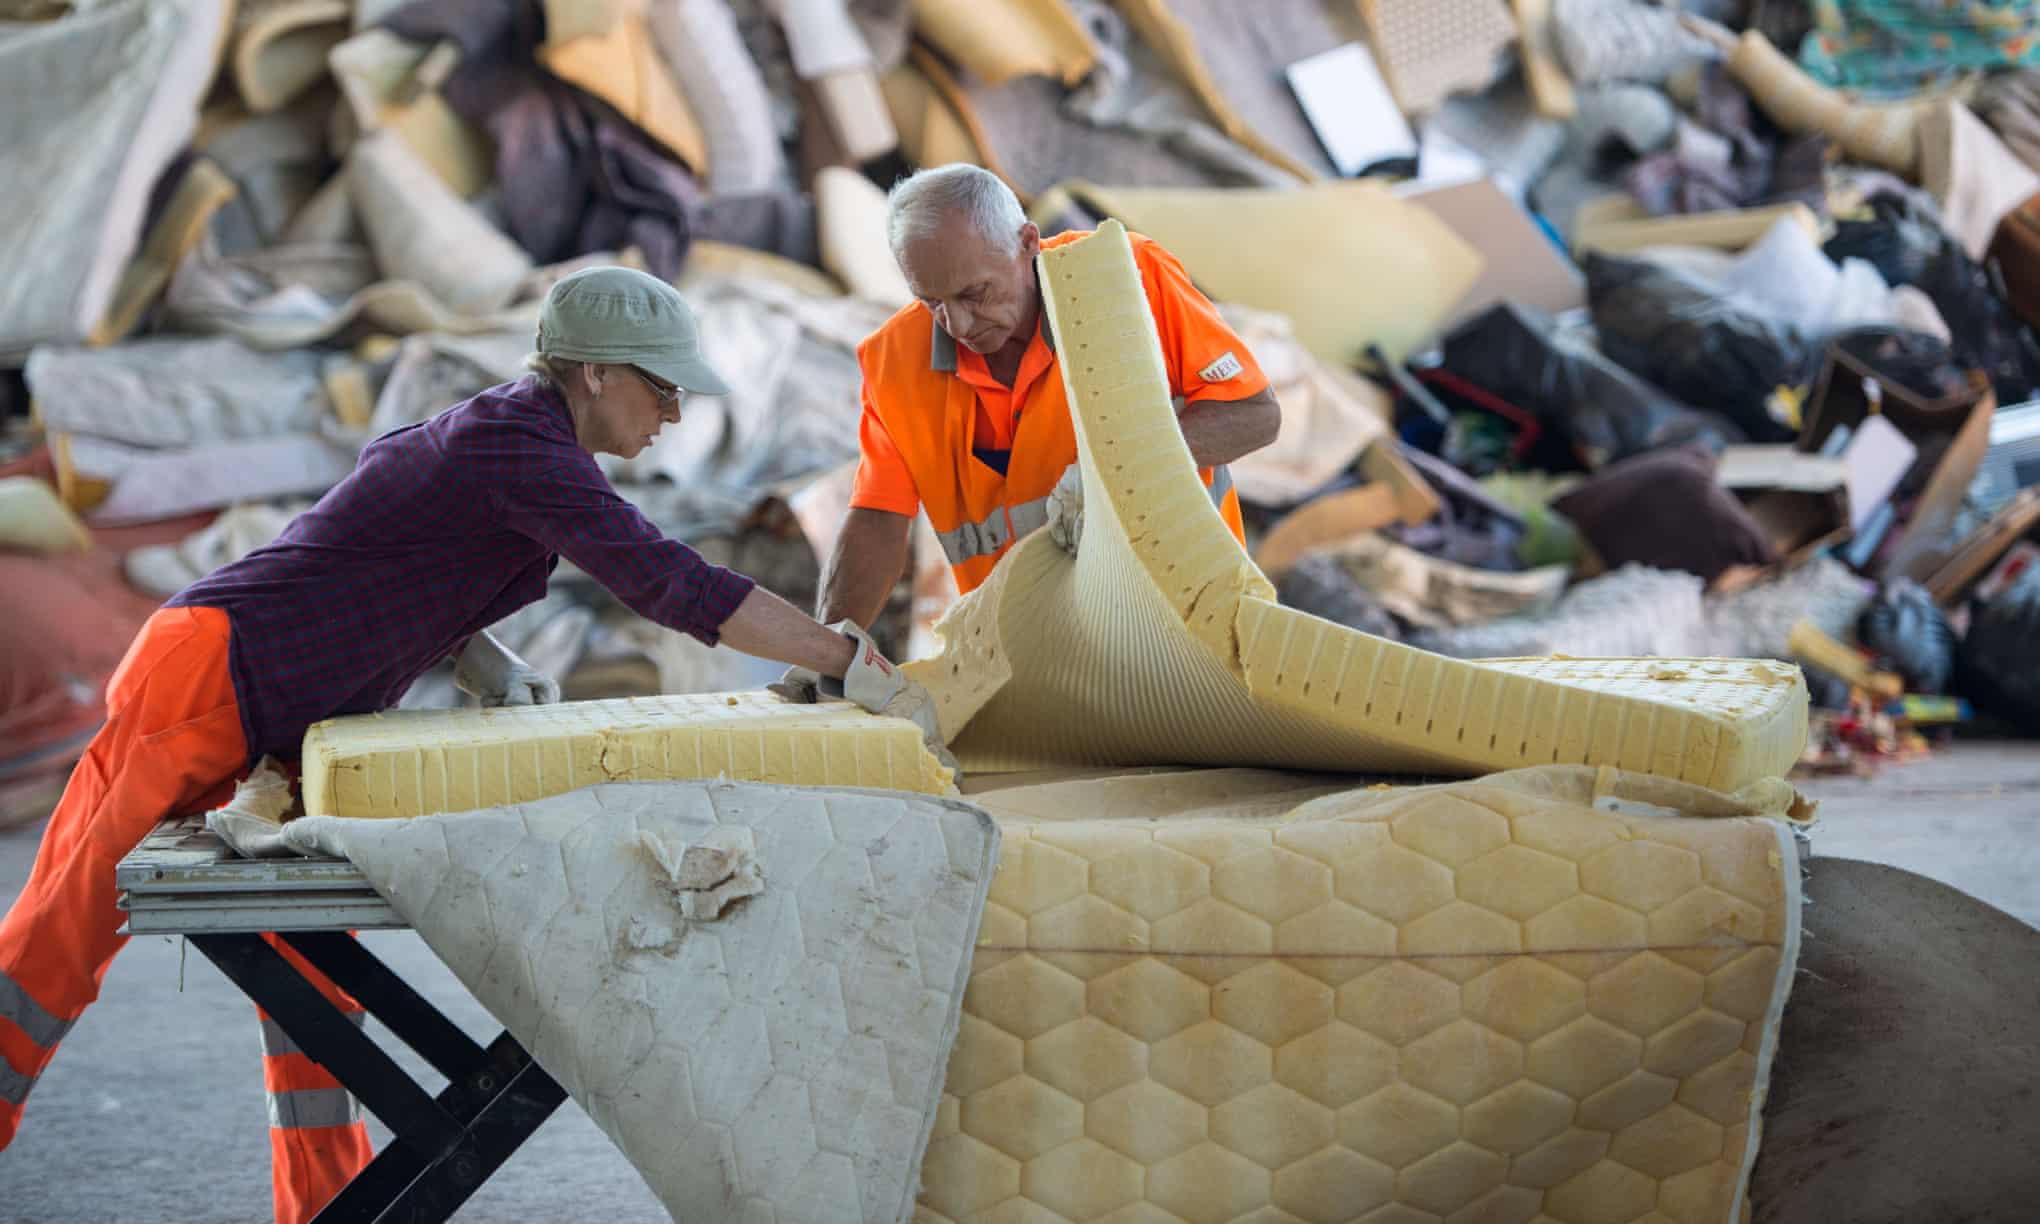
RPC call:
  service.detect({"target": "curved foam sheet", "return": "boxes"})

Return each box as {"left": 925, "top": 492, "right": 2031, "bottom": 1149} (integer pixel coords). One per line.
{"left": 903, "top": 222, "right": 1807, "bottom": 791}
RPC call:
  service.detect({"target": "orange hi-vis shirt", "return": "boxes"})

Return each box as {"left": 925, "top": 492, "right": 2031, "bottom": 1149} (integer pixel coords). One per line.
{"left": 850, "top": 229, "right": 1268, "bottom": 594}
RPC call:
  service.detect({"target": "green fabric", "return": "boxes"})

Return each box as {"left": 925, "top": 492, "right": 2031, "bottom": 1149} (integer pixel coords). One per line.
{"left": 1480, "top": 472, "right": 1586, "bottom": 570}
{"left": 1799, "top": 0, "right": 2040, "bottom": 94}
{"left": 538, "top": 266, "right": 732, "bottom": 395}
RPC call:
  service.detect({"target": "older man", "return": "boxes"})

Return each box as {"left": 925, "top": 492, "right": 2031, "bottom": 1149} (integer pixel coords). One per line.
{"left": 815, "top": 164, "right": 1281, "bottom": 625}
{"left": 0, "top": 266, "right": 939, "bottom": 1223}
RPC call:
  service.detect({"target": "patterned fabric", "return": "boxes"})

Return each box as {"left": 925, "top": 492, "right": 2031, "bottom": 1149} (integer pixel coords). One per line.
{"left": 1801, "top": 0, "right": 2040, "bottom": 93}
{"left": 172, "top": 377, "right": 755, "bottom": 762}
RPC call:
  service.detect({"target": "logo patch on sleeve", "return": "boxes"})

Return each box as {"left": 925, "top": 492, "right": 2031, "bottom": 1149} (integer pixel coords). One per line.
{"left": 1198, "top": 351, "right": 1244, "bottom": 383}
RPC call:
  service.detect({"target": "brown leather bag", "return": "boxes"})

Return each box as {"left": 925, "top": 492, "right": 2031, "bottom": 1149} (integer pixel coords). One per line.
{"left": 1988, "top": 188, "right": 2040, "bottom": 332}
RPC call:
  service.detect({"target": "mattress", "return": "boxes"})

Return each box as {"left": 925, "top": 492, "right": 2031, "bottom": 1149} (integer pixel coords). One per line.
{"left": 917, "top": 764, "right": 1805, "bottom": 1224}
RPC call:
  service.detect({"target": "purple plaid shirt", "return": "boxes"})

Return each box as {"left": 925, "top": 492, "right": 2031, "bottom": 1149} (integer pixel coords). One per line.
{"left": 170, "top": 376, "right": 756, "bottom": 763}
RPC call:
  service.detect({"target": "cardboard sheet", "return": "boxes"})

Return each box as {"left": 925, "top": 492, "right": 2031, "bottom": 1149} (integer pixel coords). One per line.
{"left": 1405, "top": 176, "right": 1586, "bottom": 330}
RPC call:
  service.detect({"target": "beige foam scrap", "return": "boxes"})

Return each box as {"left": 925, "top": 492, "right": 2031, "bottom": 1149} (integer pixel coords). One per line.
{"left": 321, "top": 354, "right": 376, "bottom": 430}
{"left": 1253, "top": 485, "right": 1402, "bottom": 577}
{"left": 283, "top": 173, "right": 362, "bottom": 244}
{"left": 345, "top": 129, "right": 533, "bottom": 316}
{"left": 1111, "top": 0, "right": 1317, "bottom": 183}
{"left": 902, "top": 222, "right": 1807, "bottom": 790}
{"left": 233, "top": 0, "right": 350, "bottom": 113}
{"left": 1571, "top": 196, "right": 1822, "bottom": 257}
{"left": 681, "top": 239, "right": 848, "bottom": 299}
{"left": 0, "top": 476, "right": 93, "bottom": 555}
{"left": 817, "top": 165, "right": 914, "bottom": 308}
{"left": 1358, "top": 439, "right": 1442, "bottom": 525}
{"left": 539, "top": 13, "right": 708, "bottom": 174}
{"left": 91, "top": 159, "right": 239, "bottom": 346}
{"left": 1217, "top": 304, "right": 1390, "bottom": 507}
{"left": 328, "top": 30, "right": 494, "bottom": 198}
{"left": 1920, "top": 98, "right": 2040, "bottom": 261}
{"left": 810, "top": 65, "right": 901, "bottom": 163}
{"left": 540, "top": 0, "right": 630, "bottom": 42}
{"left": 1059, "top": 179, "right": 1484, "bottom": 366}
{"left": 1357, "top": 0, "right": 1516, "bottom": 116}
{"left": 882, "top": 59, "right": 989, "bottom": 173}
{"left": 911, "top": 0, "right": 1095, "bottom": 87}
{"left": 1512, "top": 0, "right": 1578, "bottom": 118}
{"left": 1725, "top": 28, "right": 1948, "bottom": 176}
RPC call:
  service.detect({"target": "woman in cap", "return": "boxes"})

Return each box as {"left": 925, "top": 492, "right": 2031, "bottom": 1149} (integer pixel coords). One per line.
{"left": 0, "top": 266, "right": 938, "bottom": 1223}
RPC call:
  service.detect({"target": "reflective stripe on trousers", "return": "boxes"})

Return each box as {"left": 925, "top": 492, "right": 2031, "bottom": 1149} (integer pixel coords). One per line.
{"left": 268, "top": 1088, "right": 363, "bottom": 1131}
{"left": 0, "top": 970, "right": 74, "bottom": 1049}
{"left": 258, "top": 1010, "right": 364, "bottom": 1061}
{"left": 261, "top": 1010, "right": 365, "bottom": 1129}
{"left": 0, "top": 969, "right": 74, "bottom": 1106}
{"left": 935, "top": 464, "right": 1234, "bottom": 565}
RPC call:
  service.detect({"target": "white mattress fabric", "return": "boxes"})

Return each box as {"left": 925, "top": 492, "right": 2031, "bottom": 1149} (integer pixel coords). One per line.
{"left": 284, "top": 780, "right": 1000, "bottom": 1223}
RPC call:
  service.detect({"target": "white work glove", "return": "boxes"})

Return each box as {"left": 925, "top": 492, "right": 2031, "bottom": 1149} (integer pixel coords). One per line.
{"left": 1045, "top": 462, "right": 1084, "bottom": 555}
{"left": 454, "top": 631, "right": 561, "bottom": 707}
{"left": 206, "top": 759, "right": 301, "bottom": 860}
{"left": 818, "top": 620, "right": 959, "bottom": 774}
{"left": 767, "top": 663, "right": 821, "bottom": 704}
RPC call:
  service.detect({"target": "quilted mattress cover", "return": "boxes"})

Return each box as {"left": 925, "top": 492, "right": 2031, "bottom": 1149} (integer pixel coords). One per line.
{"left": 917, "top": 764, "right": 1805, "bottom": 1224}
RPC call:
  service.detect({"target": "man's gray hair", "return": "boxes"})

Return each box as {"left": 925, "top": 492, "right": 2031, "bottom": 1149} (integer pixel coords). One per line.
{"left": 886, "top": 164, "right": 1027, "bottom": 259}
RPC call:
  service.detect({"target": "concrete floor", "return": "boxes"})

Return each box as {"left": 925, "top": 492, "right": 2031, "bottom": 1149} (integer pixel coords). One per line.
{"left": 0, "top": 741, "right": 2034, "bottom": 1222}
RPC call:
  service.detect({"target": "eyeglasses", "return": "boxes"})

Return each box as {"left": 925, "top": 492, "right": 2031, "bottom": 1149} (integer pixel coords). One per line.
{"left": 631, "top": 367, "right": 683, "bottom": 407}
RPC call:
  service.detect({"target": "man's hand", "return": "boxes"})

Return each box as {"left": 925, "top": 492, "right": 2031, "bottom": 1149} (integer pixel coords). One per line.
{"left": 822, "top": 620, "right": 958, "bottom": 773}
{"left": 1045, "top": 462, "right": 1083, "bottom": 554}
{"left": 454, "top": 630, "right": 561, "bottom": 707}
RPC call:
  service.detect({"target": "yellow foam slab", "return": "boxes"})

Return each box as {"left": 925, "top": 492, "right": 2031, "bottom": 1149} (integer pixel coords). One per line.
{"left": 300, "top": 692, "right": 954, "bottom": 818}
{"left": 903, "top": 223, "right": 1807, "bottom": 791}
{"left": 919, "top": 764, "right": 1804, "bottom": 1224}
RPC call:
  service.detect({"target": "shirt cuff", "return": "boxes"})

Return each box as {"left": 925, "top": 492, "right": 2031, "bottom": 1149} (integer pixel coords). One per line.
{"left": 689, "top": 566, "right": 757, "bottom": 646}
{"left": 848, "top": 489, "right": 922, "bottom": 517}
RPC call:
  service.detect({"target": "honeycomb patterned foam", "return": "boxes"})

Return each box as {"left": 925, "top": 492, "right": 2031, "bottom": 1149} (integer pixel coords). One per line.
{"left": 916, "top": 764, "right": 1804, "bottom": 1224}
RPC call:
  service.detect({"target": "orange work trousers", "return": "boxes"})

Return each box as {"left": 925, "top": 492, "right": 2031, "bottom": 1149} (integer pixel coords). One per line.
{"left": 0, "top": 606, "right": 373, "bottom": 1222}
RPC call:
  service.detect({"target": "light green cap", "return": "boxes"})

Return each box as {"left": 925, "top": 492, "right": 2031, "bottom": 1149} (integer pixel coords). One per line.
{"left": 536, "top": 265, "right": 731, "bottom": 395}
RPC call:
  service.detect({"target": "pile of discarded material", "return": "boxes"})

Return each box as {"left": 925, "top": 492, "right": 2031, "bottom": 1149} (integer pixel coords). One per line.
{"left": 6, "top": 2, "right": 2040, "bottom": 1213}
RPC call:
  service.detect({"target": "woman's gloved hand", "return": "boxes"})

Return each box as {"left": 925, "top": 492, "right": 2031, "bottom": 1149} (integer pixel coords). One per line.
{"left": 454, "top": 630, "right": 561, "bottom": 707}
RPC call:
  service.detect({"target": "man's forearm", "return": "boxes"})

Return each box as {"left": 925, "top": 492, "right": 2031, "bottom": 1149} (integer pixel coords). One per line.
{"left": 1178, "top": 388, "right": 1281, "bottom": 468}
{"left": 817, "top": 508, "right": 913, "bottom": 628}
{"left": 718, "top": 587, "right": 858, "bottom": 677}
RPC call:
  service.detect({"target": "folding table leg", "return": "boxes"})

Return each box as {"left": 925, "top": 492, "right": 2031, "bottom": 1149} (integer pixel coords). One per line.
{"left": 188, "top": 934, "right": 568, "bottom": 1224}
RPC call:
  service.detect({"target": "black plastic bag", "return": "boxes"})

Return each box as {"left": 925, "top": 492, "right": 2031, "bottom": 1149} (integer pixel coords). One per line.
{"left": 1585, "top": 253, "right": 1809, "bottom": 443}
{"left": 1912, "top": 243, "right": 2040, "bottom": 404}
{"left": 1955, "top": 567, "right": 2040, "bottom": 732}
{"left": 1824, "top": 192, "right": 1944, "bottom": 287}
{"left": 1438, "top": 303, "right": 1744, "bottom": 470}
{"left": 1859, "top": 580, "right": 1955, "bottom": 695}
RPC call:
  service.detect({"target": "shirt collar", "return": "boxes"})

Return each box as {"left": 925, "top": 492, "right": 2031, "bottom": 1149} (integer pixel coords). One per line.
{"left": 927, "top": 300, "right": 1057, "bottom": 373}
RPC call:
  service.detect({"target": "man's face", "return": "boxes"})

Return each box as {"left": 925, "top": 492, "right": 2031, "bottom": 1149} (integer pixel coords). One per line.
{"left": 581, "top": 364, "right": 685, "bottom": 458}
{"left": 898, "top": 218, "right": 1041, "bottom": 356}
